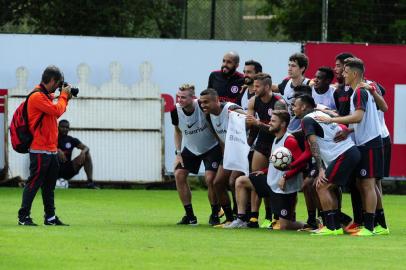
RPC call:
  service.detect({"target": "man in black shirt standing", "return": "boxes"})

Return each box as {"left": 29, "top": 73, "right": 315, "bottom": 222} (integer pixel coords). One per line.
{"left": 208, "top": 51, "right": 244, "bottom": 105}
{"left": 58, "top": 120, "right": 98, "bottom": 189}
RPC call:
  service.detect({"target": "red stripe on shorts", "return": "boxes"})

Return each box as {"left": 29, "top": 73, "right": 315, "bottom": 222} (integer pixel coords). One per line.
{"left": 329, "top": 154, "right": 344, "bottom": 183}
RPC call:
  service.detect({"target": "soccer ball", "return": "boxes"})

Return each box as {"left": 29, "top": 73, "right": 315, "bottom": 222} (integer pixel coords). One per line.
{"left": 270, "top": 146, "right": 292, "bottom": 170}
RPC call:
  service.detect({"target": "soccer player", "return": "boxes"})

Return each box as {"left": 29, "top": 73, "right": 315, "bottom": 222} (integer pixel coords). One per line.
{"left": 312, "top": 66, "right": 337, "bottom": 110}
{"left": 57, "top": 120, "right": 98, "bottom": 189}
{"left": 245, "top": 73, "right": 286, "bottom": 228}
{"left": 317, "top": 58, "right": 388, "bottom": 236}
{"left": 226, "top": 110, "right": 305, "bottom": 230}
{"left": 199, "top": 88, "right": 245, "bottom": 226}
{"left": 208, "top": 51, "right": 244, "bottom": 105}
{"left": 293, "top": 94, "right": 360, "bottom": 235}
{"left": 333, "top": 52, "right": 354, "bottom": 117}
{"left": 239, "top": 60, "right": 262, "bottom": 111}
{"left": 275, "top": 52, "right": 311, "bottom": 133}
{"left": 171, "top": 84, "right": 223, "bottom": 225}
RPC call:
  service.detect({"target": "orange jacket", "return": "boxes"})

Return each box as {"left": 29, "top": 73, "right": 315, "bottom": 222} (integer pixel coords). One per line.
{"left": 27, "top": 85, "right": 69, "bottom": 152}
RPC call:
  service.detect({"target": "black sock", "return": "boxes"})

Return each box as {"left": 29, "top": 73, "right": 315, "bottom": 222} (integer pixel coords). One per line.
{"left": 265, "top": 206, "right": 272, "bottom": 220}
{"left": 334, "top": 210, "right": 341, "bottom": 230}
{"left": 339, "top": 211, "right": 353, "bottom": 226}
{"left": 237, "top": 213, "right": 247, "bottom": 222}
{"left": 211, "top": 204, "right": 220, "bottom": 216}
{"left": 184, "top": 204, "right": 194, "bottom": 218}
{"left": 222, "top": 204, "right": 234, "bottom": 221}
{"left": 250, "top": 212, "right": 259, "bottom": 220}
{"left": 319, "top": 211, "right": 326, "bottom": 225}
{"left": 231, "top": 192, "right": 238, "bottom": 215}
{"left": 375, "top": 209, "right": 387, "bottom": 228}
{"left": 324, "top": 210, "right": 336, "bottom": 230}
{"left": 307, "top": 210, "right": 316, "bottom": 224}
{"left": 363, "top": 212, "right": 375, "bottom": 232}
{"left": 350, "top": 182, "right": 363, "bottom": 225}
{"left": 245, "top": 202, "right": 252, "bottom": 217}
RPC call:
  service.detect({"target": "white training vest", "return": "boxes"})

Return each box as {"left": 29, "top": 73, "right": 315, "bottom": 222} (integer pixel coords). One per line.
{"left": 210, "top": 102, "right": 234, "bottom": 143}
{"left": 283, "top": 78, "right": 310, "bottom": 133}
{"left": 305, "top": 111, "right": 355, "bottom": 166}
{"left": 240, "top": 89, "right": 250, "bottom": 112}
{"left": 267, "top": 132, "right": 302, "bottom": 194}
{"left": 176, "top": 100, "right": 218, "bottom": 155}
{"left": 350, "top": 88, "right": 382, "bottom": 146}
{"left": 312, "top": 85, "right": 337, "bottom": 110}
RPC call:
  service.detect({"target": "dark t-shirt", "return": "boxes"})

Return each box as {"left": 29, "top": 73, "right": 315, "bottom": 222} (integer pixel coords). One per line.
{"left": 253, "top": 94, "right": 284, "bottom": 144}
{"left": 208, "top": 70, "right": 244, "bottom": 104}
{"left": 333, "top": 84, "right": 354, "bottom": 116}
{"left": 301, "top": 117, "right": 324, "bottom": 138}
{"left": 58, "top": 135, "right": 81, "bottom": 161}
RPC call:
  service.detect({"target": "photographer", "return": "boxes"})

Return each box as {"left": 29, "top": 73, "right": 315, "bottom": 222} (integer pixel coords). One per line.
{"left": 18, "top": 65, "right": 72, "bottom": 226}
{"left": 58, "top": 119, "right": 98, "bottom": 189}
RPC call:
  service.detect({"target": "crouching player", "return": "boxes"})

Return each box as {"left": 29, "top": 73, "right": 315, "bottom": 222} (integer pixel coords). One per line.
{"left": 225, "top": 110, "right": 306, "bottom": 230}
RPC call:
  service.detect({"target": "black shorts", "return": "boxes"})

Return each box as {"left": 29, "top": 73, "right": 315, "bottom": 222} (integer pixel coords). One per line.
{"left": 58, "top": 161, "right": 79, "bottom": 180}
{"left": 326, "top": 146, "right": 361, "bottom": 186}
{"left": 357, "top": 142, "right": 383, "bottom": 179}
{"left": 382, "top": 136, "right": 391, "bottom": 177}
{"left": 269, "top": 189, "right": 297, "bottom": 221}
{"left": 253, "top": 139, "right": 272, "bottom": 158}
{"left": 175, "top": 145, "right": 222, "bottom": 174}
{"left": 249, "top": 174, "right": 272, "bottom": 198}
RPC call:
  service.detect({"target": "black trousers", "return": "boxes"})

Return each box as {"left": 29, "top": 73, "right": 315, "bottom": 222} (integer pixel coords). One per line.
{"left": 18, "top": 153, "right": 60, "bottom": 219}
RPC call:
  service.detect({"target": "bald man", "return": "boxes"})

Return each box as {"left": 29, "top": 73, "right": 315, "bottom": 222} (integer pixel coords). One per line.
{"left": 208, "top": 51, "right": 244, "bottom": 105}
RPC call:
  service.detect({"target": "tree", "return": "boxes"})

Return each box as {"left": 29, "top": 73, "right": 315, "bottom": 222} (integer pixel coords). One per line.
{"left": 0, "top": 0, "right": 185, "bottom": 38}
{"left": 260, "top": 0, "right": 406, "bottom": 44}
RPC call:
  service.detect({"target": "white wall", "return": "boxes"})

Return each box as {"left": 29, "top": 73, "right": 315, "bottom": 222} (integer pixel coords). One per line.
{"left": 0, "top": 34, "right": 301, "bottom": 176}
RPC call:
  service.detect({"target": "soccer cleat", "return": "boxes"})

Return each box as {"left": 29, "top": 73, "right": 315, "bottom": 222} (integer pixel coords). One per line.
{"left": 311, "top": 226, "right": 336, "bottom": 236}
{"left": 247, "top": 217, "right": 259, "bottom": 228}
{"left": 213, "top": 220, "right": 232, "bottom": 228}
{"left": 374, "top": 225, "right": 390, "bottom": 235}
{"left": 86, "top": 182, "right": 100, "bottom": 189}
{"left": 260, "top": 219, "right": 272, "bottom": 229}
{"left": 344, "top": 223, "right": 362, "bottom": 234}
{"left": 44, "top": 216, "right": 69, "bottom": 226}
{"left": 18, "top": 216, "right": 37, "bottom": 226}
{"left": 298, "top": 222, "right": 319, "bottom": 232}
{"left": 224, "top": 219, "right": 247, "bottom": 229}
{"left": 334, "top": 228, "right": 344, "bottom": 235}
{"left": 271, "top": 219, "right": 281, "bottom": 230}
{"left": 351, "top": 227, "right": 374, "bottom": 236}
{"left": 208, "top": 214, "right": 220, "bottom": 226}
{"left": 177, "top": 215, "right": 198, "bottom": 225}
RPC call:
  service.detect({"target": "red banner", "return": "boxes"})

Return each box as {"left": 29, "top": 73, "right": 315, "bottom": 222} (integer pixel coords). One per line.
{"left": 304, "top": 42, "right": 406, "bottom": 177}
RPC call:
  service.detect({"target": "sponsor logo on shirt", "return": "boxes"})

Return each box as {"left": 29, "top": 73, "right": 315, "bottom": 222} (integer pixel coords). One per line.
{"left": 65, "top": 142, "right": 72, "bottom": 149}
{"left": 187, "top": 121, "right": 198, "bottom": 129}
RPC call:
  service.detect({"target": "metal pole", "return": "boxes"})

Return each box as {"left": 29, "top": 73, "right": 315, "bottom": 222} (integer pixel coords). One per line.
{"left": 321, "top": 0, "right": 328, "bottom": 42}
{"left": 184, "top": 0, "right": 188, "bottom": 39}
{"left": 210, "top": 0, "right": 216, "bottom": 39}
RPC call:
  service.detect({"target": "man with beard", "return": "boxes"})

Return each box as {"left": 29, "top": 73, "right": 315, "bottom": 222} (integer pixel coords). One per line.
{"left": 292, "top": 95, "right": 360, "bottom": 236}
{"left": 171, "top": 84, "right": 223, "bottom": 225}
{"left": 239, "top": 60, "right": 262, "bottom": 111}
{"left": 226, "top": 110, "right": 306, "bottom": 230}
{"left": 199, "top": 88, "right": 245, "bottom": 226}
{"left": 208, "top": 51, "right": 244, "bottom": 105}
{"left": 245, "top": 73, "right": 286, "bottom": 228}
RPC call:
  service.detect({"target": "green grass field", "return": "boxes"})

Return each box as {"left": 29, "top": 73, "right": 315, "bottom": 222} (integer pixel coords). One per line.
{"left": 1, "top": 187, "right": 405, "bottom": 270}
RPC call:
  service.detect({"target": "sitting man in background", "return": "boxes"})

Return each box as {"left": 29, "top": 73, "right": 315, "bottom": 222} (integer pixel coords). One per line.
{"left": 57, "top": 119, "right": 98, "bottom": 189}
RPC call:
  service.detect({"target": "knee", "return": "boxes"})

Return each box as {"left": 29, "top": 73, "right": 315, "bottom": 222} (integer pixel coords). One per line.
{"left": 235, "top": 176, "right": 247, "bottom": 189}
{"left": 174, "top": 170, "right": 188, "bottom": 182}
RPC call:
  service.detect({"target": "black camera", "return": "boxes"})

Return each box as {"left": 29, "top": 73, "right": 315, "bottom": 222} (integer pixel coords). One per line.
{"left": 60, "top": 82, "right": 79, "bottom": 97}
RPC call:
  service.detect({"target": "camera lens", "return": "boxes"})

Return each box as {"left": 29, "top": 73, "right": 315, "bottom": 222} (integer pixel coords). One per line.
{"left": 71, "top": 87, "right": 79, "bottom": 97}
